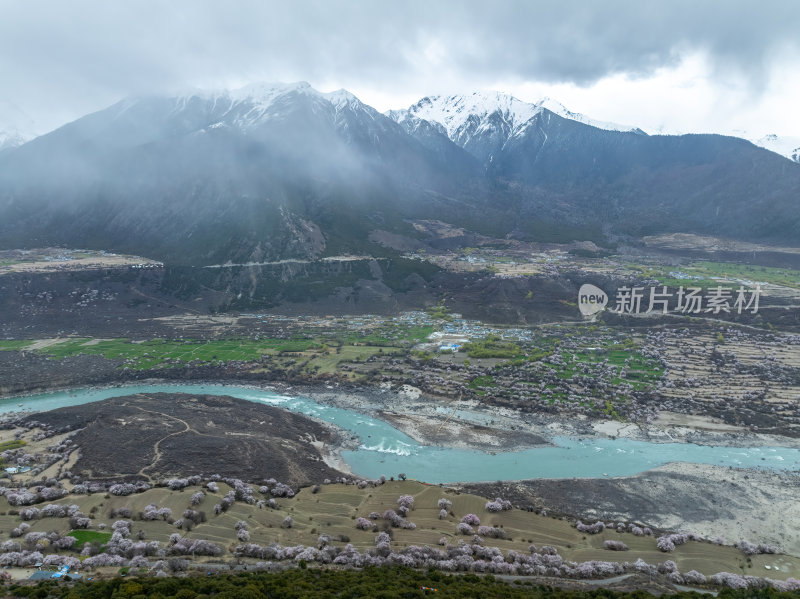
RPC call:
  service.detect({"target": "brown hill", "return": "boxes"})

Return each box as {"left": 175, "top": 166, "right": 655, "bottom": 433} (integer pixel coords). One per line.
{"left": 22, "top": 392, "right": 346, "bottom": 486}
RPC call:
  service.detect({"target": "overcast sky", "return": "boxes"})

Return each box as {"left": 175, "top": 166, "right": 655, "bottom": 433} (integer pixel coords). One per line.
{"left": 2, "top": 0, "right": 799, "bottom": 139}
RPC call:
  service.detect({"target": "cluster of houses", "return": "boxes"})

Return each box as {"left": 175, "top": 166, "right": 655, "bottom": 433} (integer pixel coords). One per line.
{"left": 27, "top": 564, "right": 83, "bottom": 581}
{"left": 3, "top": 466, "right": 31, "bottom": 475}
{"left": 424, "top": 318, "right": 538, "bottom": 352}
{"left": 235, "top": 310, "right": 544, "bottom": 355}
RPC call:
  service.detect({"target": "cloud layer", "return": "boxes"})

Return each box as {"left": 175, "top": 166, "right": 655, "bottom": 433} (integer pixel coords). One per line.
{"left": 1, "top": 0, "right": 799, "bottom": 135}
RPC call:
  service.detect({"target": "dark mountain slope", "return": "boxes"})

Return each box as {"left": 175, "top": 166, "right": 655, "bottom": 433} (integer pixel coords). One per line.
{"left": 1, "top": 84, "right": 799, "bottom": 266}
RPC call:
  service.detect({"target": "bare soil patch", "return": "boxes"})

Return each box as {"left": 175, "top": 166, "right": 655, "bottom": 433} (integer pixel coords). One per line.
{"left": 11, "top": 392, "right": 347, "bottom": 486}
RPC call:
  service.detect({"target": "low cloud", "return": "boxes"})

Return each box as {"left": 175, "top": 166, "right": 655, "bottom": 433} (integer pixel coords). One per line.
{"left": 1, "top": 0, "right": 798, "bottom": 133}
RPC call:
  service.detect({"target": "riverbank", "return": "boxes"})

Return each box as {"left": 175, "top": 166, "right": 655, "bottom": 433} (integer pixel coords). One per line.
{"left": 4, "top": 378, "right": 800, "bottom": 453}
{"left": 294, "top": 383, "right": 800, "bottom": 452}
{"left": 5, "top": 381, "right": 799, "bottom": 489}
{"left": 465, "top": 462, "right": 800, "bottom": 558}
{"left": 3, "top": 380, "right": 799, "bottom": 557}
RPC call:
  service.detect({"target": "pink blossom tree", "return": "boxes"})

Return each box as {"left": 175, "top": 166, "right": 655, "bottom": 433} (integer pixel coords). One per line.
{"left": 460, "top": 514, "right": 480, "bottom": 526}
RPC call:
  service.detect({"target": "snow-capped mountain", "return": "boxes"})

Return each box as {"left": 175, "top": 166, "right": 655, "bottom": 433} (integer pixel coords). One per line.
{"left": 387, "top": 92, "right": 644, "bottom": 165}
{"left": 389, "top": 92, "right": 542, "bottom": 142}
{"left": 0, "top": 81, "right": 478, "bottom": 264}
{"left": 721, "top": 129, "right": 799, "bottom": 163}
{"left": 0, "top": 128, "right": 30, "bottom": 151}
{"left": 155, "top": 81, "right": 376, "bottom": 132}
{"left": 0, "top": 101, "right": 38, "bottom": 151}
{"left": 751, "top": 134, "right": 800, "bottom": 163}
{"left": 2, "top": 81, "right": 799, "bottom": 265}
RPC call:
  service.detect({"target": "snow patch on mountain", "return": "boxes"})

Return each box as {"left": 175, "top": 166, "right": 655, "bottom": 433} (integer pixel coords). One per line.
{"left": 0, "top": 101, "right": 38, "bottom": 150}
{"left": 152, "top": 81, "right": 378, "bottom": 133}
{"left": 388, "top": 92, "right": 643, "bottom": 146}
{"left": 753, "top": 133, "right": 800, "bottom": 163}
{"left": 400, "top": 92, "right": 541, "bottom": 140}
{"left": 723, "top": 130, "right": 800, "bottom": 163}
{"left": 188, "top": 81, "right": 365, "bottom": 113}
{"left": 536, "top": 97, "right": 644, "bottom": 134}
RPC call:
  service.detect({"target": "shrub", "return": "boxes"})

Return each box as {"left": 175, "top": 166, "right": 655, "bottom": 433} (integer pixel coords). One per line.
{"left": 143, "top": 504, "right": 171, "bottom": 521}
{"left": 270, "top": 482, "right": 295, "bottom": 498}
{"left": 355, "top": 517, "right": 373, "bottom": 530}
{"left": 456, "top": 523, "right": 474, "bottom": 535}
{"left": 656, "top": 533, "right": 689, "bottom": 552}
{"left": 109, "top": 483, "right": 137, "bottom": 496}
{"left": 485, "top": 497, "right": 512, "bottom": 512}
{"left": 709, "top": 572, "right": 748, "bottom": 589}
{"left": 736, "top": 540, "right": 778, "bottom": 555}
{"left": 169, "top": 537, "right": 223, "bottom": 557}
{"left": 460, "top": 514, "right": 480, "bottom": 526}
{"left": 683, "top": 570, "right": 707, "bottom": 585}
{"left": 82, "top": 553, "right": 127, "bottom": 568}
{"left": 69, "top": 516, "right": 92, "bottom": 529}
{"left": 6, "top": 491, "right": 37, "bottom": 506}
{"left": 576, "top": 520, "right": 605, "bottom": 534}
{"left": 19, "top": 507, "right": 40, "bottom": 521}
{"left": 112, "top": 520, "right": 132, "bottom": 536}
{"left": 603, "top": 540, "right": 628, "bottom": 551}
{"left": 476, "top": 526, "right": 506, "bottom": 539}
{"left": 397, "top": 495, "right": 414, "bottom": 509}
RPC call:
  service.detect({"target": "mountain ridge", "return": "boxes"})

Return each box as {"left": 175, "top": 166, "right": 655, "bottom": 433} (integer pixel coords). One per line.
{"left": 1, "top": 82, "right": 798, "bottom": 266}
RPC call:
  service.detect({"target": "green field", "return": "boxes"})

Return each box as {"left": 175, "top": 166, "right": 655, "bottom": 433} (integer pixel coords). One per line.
{"left": 0, "top": 323, "right": 434, "bottom": 372}
{"left": 0, "top": 480, "right": 775, "bottom": 581}
{"left": 299, "top": 345, "right": 403, "bottom": 375}
{"left": 468, "top": 375, "right": 497, "bottom": 395}
{"left": 0, "top": 439, "right": 27, "bottom": 466}
{"left": 543, "top": 348, "right": 663, "bottom": 392}
{"left": 0, "top": 439, "right": 27, "bottom": 452}
{"left": 67, "top": 529, "right": 112, "bottom": 545}
{"left": 632, "top": 260, "right": 800, "bottom": 290}
{"left": 688, "top": 261, "right": 800, "bottom": 289}
{"left": 463, "top": 335, "right": 521, "bottom": 359}
{"left": 31, "top": 337, "right": 317, "bottom": 370}
{"left": 336, "top": 325, "right": 434, "bottom": 347}
{"left": 0, "top": 340, "right": 35, "bottom": 351}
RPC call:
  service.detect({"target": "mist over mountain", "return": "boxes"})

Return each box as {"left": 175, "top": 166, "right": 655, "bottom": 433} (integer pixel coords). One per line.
{"left": 1, "top": 83, "right": 799, "bottom": 265}
{"left": 749, "top": 133, "right": 800, "bottom": 164}
{"left": 0, "top": 101, "right": 38, "bottom": 151}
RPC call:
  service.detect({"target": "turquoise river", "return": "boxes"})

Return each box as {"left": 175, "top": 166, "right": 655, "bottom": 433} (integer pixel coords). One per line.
{"left": 1, "top": 383, "right": 798, "bottom": 483}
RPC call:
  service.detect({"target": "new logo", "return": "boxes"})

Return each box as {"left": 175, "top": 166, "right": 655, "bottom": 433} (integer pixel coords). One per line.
{"left": 578, "top": 283, "right": 608, "bottom": 316}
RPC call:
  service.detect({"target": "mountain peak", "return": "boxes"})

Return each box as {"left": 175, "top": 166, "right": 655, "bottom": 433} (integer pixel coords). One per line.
{"left": 403, "top": 91, "right": 539, "bottom": 139}
{"left": 389, "top": 92, "right": 642, "bottom": 145}
{"left": 0, "top": 101, "right": 38, "bottom": 150}
{"left": 725, "top": 130, "right": 800, "bottom": 163}
{"left": 321, "top": 88, "right": 363, "bottom": 111}
{"left": 158, "top": 81, "right": 363, "bottom": 113}
{"left": 230, "top": 80, "right": 314, "bottom": 102}
{"left": 111, "top": 82, "right": 374, "bottom": 134}
{"left": 386, "top": 91, "right": 644, "bottom": 165}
